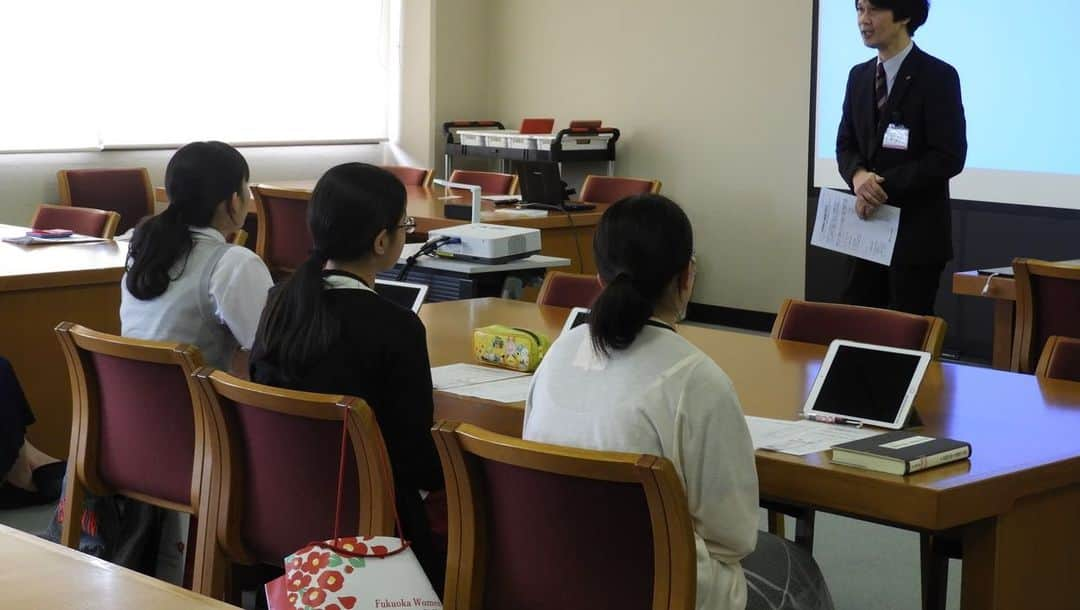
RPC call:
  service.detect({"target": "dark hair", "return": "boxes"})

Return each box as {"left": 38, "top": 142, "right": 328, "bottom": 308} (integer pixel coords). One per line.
{"left": 859, "top": 0, "right": 930, "bottom": 35}
{"left": 589, "top": 194, "right": 694, "bottom": 356}
{"left": 125, "top": 141, "right": 249, "bottom": 299}
{"left": 253, "top": 163, "right": 406, "bottom": 382}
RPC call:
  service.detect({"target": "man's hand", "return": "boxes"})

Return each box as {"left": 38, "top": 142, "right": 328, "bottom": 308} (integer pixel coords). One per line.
{"left": 855, "top": 196, "right": 878, "bottom": 220}
{"left": 853, "top": 169, "right": 888, "bottom": 206}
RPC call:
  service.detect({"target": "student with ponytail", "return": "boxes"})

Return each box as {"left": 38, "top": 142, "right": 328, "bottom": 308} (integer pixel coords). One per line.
{"left": 249, "top": 163, "right": 445, "bottom": 588}
{"left": 121, "top": 141, "right": 272, "bottom": 370}
{"left": 524, "top": 195, "right": 833, "bottom": 610}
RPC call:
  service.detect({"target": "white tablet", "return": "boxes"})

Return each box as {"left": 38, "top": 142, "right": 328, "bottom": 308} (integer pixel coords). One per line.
{"left": 802, "top": 339, "right": 932, "bottom": 430}
{"left": 373, "top": 279, "right": 429, "bottom": 313}
{"left": 561, "top": 307, "right": 590, "bottom": 335}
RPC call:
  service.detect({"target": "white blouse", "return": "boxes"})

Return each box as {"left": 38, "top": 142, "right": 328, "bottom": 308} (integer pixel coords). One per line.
{"left": 524, "top": 323, "right": 760, "bottom": 610}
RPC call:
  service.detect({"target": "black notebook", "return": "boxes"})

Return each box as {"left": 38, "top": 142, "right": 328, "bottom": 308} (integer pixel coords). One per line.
{"left": 830, "top": 431, "right": 971, "bottom": 475}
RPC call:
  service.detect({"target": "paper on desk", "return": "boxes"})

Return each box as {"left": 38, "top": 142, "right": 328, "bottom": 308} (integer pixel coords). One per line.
{"left": 745, "top": 416, "right": 884, "bottom": 456}
{"left": 442, "top": 374, "right": 534, "bottom": 403}
{"left": 430, "top": 363, "right": 527, "bottom": 390}
{"left": 2, "top": 234, "right": 107, "bottom": 246}
{"left": 810, "top": 188, "right": 900, "bottom": 266}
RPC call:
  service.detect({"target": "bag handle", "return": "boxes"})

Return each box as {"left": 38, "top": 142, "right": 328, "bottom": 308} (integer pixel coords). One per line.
{"left": 317, "top": 406, "right": 412, "bottom": 559}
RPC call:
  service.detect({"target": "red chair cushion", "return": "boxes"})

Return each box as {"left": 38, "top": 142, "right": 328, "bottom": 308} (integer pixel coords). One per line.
{"left": 479, "top": 459, "right": 654, "bottom": 610}
{"left": 64, "top": 169, "right": 149, "bottom": 233}
{"left": 90, "top": 353, "right": 195, "bottom": 506}
{"left": 777, "top": 301, "right": 931, "bottom": 350}
{"left": 32, "top": 207, "right": 110, "bottom": 237}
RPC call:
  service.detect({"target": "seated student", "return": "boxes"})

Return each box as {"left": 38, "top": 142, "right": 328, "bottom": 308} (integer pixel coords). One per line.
{"left": 249, "top": 163, "right": 446, "bottom": 588}
{"left": 121, "top": 141, "right": 273, "bottom": 369}
{"left": 0, "top": 356, "right": 64, "bottom": 509}
{"left": 524, "top": 194, "right": 834, "bottom": 610}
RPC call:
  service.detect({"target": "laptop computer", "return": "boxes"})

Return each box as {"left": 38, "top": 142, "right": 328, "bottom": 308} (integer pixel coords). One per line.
{"left": 516, "top": 162, "right": 595, "bottom": 212}
{"left": 802, "top": 340, "right": 932, "bottom": 429}
{"left": 373, "top": 278, "right": 428, "bottom": 313}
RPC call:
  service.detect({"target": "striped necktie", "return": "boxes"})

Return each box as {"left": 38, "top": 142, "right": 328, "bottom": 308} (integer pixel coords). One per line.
{"left": 875, "top": 62, "right": 888, "bottom": 120}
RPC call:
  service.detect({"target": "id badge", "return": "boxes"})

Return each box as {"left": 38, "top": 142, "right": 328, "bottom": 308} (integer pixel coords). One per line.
{"left": 883, "top": 123, "right": 910, "bottom": 150}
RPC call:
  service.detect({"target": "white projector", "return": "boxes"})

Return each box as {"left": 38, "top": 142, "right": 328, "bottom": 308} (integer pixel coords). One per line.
{"left": 429, "top": 223, "right": 541, "bottom": 264}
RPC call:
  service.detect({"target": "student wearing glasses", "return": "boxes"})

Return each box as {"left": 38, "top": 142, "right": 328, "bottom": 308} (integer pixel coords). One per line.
{"left": 524, "top": 194, "right": 833, "bottom": 610}
{"left": 122, "top": 141, "right": 273, "bottom": 370}
{"left": 249, "top": 163, "right": 444, "bottom": 588}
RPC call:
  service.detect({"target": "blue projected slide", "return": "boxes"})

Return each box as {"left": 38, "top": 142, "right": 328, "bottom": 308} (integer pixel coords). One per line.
{"left": 814, "top": 2, "right": 1080, "bottom": 207}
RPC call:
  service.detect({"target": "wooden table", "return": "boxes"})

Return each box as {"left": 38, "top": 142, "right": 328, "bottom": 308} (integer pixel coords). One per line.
{"left": 420, "top": 298, "right": 1080, "bottom": 610}
{"left": 156, "top": 182, "right": 607, "bottom": 274}
{"left": 952, "top": 270, "right": 1017, "bottom": 370}
{"left": 0, "top": 225, "right": 127, "bottom": 458}
{"left": 0, "top": 524, "right": 237, "bottom": 609}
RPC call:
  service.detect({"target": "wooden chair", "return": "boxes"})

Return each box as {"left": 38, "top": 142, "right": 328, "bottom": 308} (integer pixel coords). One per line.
{"left": 536, "top": 271, "right": 602, "bottom": 309}
{"left": 57, "top": 168, "right": 155, "bottom": 234}
{"left": 771, "top": 297, "right": 949, "bottom": 610}
{"left": 771, "top": 298, "right": 946, "bottom": 357}
{"left": 382, "top": 165, "right": 434, "bottom": 187}
{"left": 227, "top": 229, "right": 248, "bottom": 248}
{"left": 249, "top": 185, "right": 313, "bottom": 279}
{"left": 1012, "top": 258, "right": 1080, "bottom": 373}
{"left": 579, "top": 175, "right": 662, "bottom": 204}
{"left": 448, "top": 170, "right": 518, "bottom": 195}
{"left": 192, "top": 369, "right": 395, "bottom": 602}
{"left": 54, "top": 322, "right": 216, "bottom": 594}
{"left": 1036, "top": 336, "right": 1080, "bottom": 381}
{"left": 31, "top": 204, "right": 120, "bottom": 239}
{"left": 432, "top": 421, "right": 695, "bottom": 610}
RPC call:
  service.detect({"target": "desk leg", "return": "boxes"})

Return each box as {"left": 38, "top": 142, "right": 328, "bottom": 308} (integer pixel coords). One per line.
{"left": 990, "top": 299, "right": 1014, "bottom": 371}
{"left": 961, "top": 483, "right": 1080, "bottom": 609}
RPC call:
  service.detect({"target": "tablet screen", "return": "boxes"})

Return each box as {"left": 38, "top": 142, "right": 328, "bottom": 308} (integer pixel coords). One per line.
{"left": 561, "top": 307, "right": 590, "bottom": 335}
{"left": 374, "top": 279, "right": 428, "bottom": 313}
{"left": 806, "top": 342, "right": 928, "bottom": 427}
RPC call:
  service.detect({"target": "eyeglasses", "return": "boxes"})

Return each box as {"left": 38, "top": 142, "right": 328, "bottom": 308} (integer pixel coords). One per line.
{"left": 398, "top": 216, "right": 416, "bottom": 234}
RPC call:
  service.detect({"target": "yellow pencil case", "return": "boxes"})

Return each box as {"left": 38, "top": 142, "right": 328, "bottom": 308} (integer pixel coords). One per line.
{"left": 473, "top": 325, "right": 551, "bottom": 372}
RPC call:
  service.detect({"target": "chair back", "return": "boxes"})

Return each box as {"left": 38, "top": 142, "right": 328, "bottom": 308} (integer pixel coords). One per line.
{"left": 771, "top": 298, "right": 946, "bottom": 358}
{"left": 579, "top": 175, "right": 662, "bottom": 204}
{"left": 32, "top": 204, "right": 120, "bottom": 239}
{"left": 57, "top": 168, "right": 154, "bottom": 234}
{"left": 227, "top": 229, "right": 248, "bottom": 248}
{"left": 193, "top": 370, "right": 395, "bottom": 569}
{"left": 536, "top": 271, "right": 602, "bottom": 309}
{"left": 1036, "top": 336, "right": 1080, "bottom": 382}
{"left": 54, "top": 322, "right": 206, "bottom": 511}
{"left": 383, "top": 165, "right": 434, "bottom": 187}
{"left": 1012, "top": 258, "right": 1080, "bottom": 373}
{"left": 448, "top": 170, "right": 518, "bottom": 195}
{"left": 432, "top": 422, "right": 695, "bottom": 610}
{"left": 250, "top": 185, "right": 313, "bottom": 278}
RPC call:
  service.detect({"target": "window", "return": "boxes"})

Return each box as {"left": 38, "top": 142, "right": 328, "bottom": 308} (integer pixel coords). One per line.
{"left": 0, "top": 1, "right": 397, "bottom": 152}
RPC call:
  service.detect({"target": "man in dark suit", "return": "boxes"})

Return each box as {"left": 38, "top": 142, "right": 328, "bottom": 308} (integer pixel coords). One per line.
{"left": 837, "top": 0, "right": 967, "bottom": 315}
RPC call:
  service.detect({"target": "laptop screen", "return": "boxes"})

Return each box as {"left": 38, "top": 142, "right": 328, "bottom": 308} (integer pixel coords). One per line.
{"left": 517, "top": 161, "right": 566, "bottom": 205}
{"left": 810, "top": 344, "right": 923, "bottom": 423}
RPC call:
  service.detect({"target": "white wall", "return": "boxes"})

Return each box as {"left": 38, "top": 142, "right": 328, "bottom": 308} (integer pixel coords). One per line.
{"left": 484, "top": 0, "right": 813, "bottom": 313}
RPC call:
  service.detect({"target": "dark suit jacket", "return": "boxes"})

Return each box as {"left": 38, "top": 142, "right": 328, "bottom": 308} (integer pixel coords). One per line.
{"left": 836, "top": 44, "right": 967, "bottom": 266}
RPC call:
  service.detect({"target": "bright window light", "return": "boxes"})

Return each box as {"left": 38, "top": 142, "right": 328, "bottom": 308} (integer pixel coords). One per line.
{"left": 0, "top": 1, "right": 395, "bottom": 152}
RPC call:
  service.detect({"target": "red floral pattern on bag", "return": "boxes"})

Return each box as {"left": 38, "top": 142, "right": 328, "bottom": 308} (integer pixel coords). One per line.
{"left": 285, "top": 571, "right": 311, "bottom": 592}
{"left": 318, "top": 570, "right": 345, "bottom": 593}
{"left": 301, "top": 551, "right": 332, "bottom": 574}
{"left": 303, "top": 587, "right": 327, "bottom": 606}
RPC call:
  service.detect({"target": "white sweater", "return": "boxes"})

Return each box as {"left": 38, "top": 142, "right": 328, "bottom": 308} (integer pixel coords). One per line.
{"left": 524, "top": 323, "right": 760, "bottom": 610}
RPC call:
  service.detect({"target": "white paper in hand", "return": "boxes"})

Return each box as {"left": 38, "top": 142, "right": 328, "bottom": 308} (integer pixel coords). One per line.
{"left": 810, "top": 188, "right": 900, "bottom": 266}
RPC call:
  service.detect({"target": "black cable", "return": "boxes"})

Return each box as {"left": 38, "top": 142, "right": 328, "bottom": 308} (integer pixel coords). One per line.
{"left": 397, "top": 236, "right": 453, "bottom": 281}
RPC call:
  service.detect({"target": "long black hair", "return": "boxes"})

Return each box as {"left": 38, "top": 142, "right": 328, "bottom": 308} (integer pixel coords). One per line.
{"left": 125, "top": 141, "right": 250, "bottom": 300}
{"left": 589, "top": 194, "right": 694, "bottom": 356}
{"left": 253, "top": 163, "right": 406, "bottom": 382}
